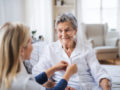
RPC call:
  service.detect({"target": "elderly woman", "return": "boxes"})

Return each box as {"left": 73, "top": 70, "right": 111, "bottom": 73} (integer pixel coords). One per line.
{"left": 0, "top": 22, "right": 77, "bottom": 90}
{"left": 32, "top": 13, "right": 111, "bottom": 90}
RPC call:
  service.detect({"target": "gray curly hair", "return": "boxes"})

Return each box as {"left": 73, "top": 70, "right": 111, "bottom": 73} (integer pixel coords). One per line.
{"left": 55, "top": 13, "right": 78, "bottom": 30}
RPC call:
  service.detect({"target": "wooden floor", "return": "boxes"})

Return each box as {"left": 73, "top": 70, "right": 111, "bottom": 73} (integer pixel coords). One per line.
{"left": 99, "top": 59, "right": 120, "bottom": 65}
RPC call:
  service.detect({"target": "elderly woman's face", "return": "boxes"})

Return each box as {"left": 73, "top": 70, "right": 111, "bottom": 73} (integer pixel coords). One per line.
{"left": 57, "top": 21, "right": 77, "bottom": 45}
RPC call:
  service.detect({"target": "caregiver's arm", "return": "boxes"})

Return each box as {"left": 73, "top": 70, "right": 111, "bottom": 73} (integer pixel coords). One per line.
{"left": 35, "top": 63, "right": 77, "bottom": 90}
{"left": 35, "top": 61, "right": 68, "bottom": 84}
{"left": 51, "top": 64, "right": 78, "bottom": 90}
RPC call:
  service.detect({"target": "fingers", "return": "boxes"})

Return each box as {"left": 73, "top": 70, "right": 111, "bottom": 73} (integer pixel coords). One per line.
{"left": 60, "top": 61, "right": 68, "bottom": 70}
{"left": 65, "top": 86, "right": 76, "bottom": 90}
{"left": 61, "top": 60, "right": 68, "bottom": 65}
{"left": 43, "top": 80, "right": 56, "bottom": 88}
{"left": 71, "top": 88, "right": 76, "bottom": 90}
{"left": 53, "top": 61, "right": 68, "bottom": 71}
{"left": 65, "top": 87, "right": 68, "bottom": 90}
{"left": 69, "top": 87, "right": 75, "bottom": 90}
{"left": 61, "top": 64, "right": 68, "bottom": 71}
{"left": 58, "top": 61, "right": 78, "bottom": 72}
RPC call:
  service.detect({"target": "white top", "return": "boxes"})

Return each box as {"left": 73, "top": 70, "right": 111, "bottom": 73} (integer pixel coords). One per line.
{"left": 8, "top": 63, "right": 45, "bottom": 90}
{"left": 32, "top": 40, "right": 111, "bottom": 90}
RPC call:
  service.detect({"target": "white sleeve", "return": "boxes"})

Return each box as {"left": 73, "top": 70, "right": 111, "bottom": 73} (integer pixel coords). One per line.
{"left": 86, "top": 47, "right": 111, "bottom": 85}
{"left": 32, "top": 47, "right": 52, "bottom": 76}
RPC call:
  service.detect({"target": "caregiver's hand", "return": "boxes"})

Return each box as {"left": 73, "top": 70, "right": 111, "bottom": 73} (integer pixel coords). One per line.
{"left": 45, "top": 61, "right": 68, "bottom": 78}
{"left": 63, "top": 64, "right": 78, "bottom": 81}
{"left": 53, "top": 61, "right": 68, "bottom": 71}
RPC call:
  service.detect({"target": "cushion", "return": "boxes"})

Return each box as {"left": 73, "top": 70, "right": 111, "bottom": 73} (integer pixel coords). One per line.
{"left": 85, "top": 24, "right": 106, "bottom": 46}
{"left": 94, "top": 46, "right": 118, "bottom": 53}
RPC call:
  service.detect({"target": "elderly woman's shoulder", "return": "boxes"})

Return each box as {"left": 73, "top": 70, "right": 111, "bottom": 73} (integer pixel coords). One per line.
{"left": 79, "top": 44, "right": 94, "bottom": 53}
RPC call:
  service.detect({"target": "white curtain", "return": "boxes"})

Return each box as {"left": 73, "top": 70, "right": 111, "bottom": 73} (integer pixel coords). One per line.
{"left": 117, "top": 0, "right": 120, "bottom": 31}
{"left": 117, "top": 0, "right": 120, "bottom": 57}
{"left": 0, "top": 0, "right": 53, "bottom": 42}
{"left": 0, "top": 0, "right": 24, "bottom": 26}
{"left": 0, "top": 0, "right": 5, "bottom": 26}
{"left": 77, "top": 0, "right": 87, "bottom": 40}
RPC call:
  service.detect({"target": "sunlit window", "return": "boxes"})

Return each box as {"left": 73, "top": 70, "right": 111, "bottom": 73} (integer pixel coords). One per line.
{"left": 82, "top": 0, "right": 118, "bottom": 31}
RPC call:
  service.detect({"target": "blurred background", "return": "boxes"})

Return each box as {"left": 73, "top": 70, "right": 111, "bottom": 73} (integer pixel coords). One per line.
{"left": 0, "top": 0, "right": 120, "bottom": 64}
{"left": 1, "top": 1, "right": 120, "bottom": 89}
{"left": 0, "top": 0, "right": 120, "bottom": 41}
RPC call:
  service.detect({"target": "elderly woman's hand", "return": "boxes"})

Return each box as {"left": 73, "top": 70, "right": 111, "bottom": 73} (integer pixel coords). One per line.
{"left": 45, "top": 61, "right": 68, "bottom": 79}
{"left": 100, "top": 78, "right": 111, "bottom": 90}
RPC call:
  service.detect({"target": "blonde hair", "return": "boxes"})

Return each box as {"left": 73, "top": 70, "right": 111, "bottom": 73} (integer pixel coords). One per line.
{"left": 0, "top": 22, "right": 30, "bottom": 89}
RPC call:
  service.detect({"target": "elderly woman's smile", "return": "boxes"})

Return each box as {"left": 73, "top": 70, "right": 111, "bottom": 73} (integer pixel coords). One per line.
{"left": 57, "top": 21, "right": 77, "bottom": 46}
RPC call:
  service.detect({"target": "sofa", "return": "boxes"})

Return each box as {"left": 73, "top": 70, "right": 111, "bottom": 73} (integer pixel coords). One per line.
{"left": 83, "top": 23, "right": 119, "bottom": 61}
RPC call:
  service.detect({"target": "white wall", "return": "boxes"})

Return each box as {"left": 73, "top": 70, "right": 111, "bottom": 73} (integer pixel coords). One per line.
{"left": 43, "top": 0, "right": 54, "bottom": 42}
{"left": 117, "top": 0, "right": 120, "bottom": 31}
{"left": 0, "top": 0, "right": 25, "bottom": 26}
{"left": 0, "top": 0, "right": 54, "bottom": 42}
{"left": 24, "top": 0, "right": 53, "bottom": 42}
{"left": 0, "top": 0, "right": 5, "bottom": 25}
{"left": 77, "top": 0, "right": 82, "bottom": 26}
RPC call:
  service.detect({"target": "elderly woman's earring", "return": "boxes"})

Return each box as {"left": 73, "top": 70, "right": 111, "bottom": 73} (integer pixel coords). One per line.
{"left": 73, "top": 35, "right": 77, "bottom": 40}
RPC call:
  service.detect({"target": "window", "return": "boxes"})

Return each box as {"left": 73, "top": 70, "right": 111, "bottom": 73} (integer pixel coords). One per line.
{"left": 82, "top": 0, "right": 118, "bottom": 31}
